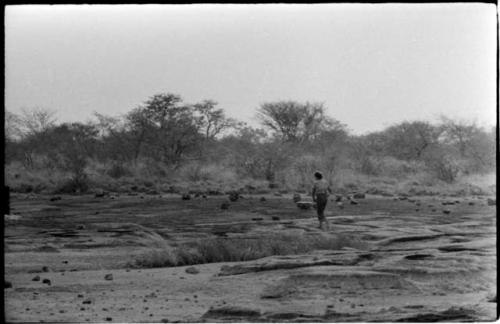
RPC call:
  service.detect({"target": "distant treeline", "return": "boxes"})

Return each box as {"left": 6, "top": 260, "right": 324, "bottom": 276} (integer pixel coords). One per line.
{"left": 5, "top": 92, "right": 496, "bottom": 194}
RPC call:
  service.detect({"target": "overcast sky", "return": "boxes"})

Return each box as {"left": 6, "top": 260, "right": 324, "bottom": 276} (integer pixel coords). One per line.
{"left": 5, "top": 4, "right": 497, "bottom": 134}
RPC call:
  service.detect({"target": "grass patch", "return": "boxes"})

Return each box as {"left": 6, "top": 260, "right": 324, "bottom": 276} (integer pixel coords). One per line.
{"left": 131, "top": 233, "right": 366, "bottom": 269}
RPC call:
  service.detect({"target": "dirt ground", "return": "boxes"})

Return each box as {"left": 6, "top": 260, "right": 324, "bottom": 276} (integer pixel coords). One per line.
{"left": 4, "top": 192, "right": 497, "bottom": 322}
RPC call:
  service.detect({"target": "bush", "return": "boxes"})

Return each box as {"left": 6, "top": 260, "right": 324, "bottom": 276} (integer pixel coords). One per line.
{"left": 130, "top": 233, "right": 367, "bottom": 269}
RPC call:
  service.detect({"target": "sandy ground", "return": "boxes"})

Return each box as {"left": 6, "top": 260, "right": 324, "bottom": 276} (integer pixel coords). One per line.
{"left": 4, "top": 193, "right": 497, "bottom": 322}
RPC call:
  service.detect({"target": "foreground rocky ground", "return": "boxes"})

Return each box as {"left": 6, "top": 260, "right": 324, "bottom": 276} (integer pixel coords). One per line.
{"left": 4, "top": 192, "right": 497, "bottom": 322}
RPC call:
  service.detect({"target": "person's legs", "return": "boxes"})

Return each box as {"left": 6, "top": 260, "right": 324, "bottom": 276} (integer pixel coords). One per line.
{"left": 316, "top": 194, "right": 328, "bottom": 229}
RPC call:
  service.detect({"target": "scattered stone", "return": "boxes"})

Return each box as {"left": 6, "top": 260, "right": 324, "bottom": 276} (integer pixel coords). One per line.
{"left": 185, "top": 267, "right": 200, "bottom": 275}
{"left": 487, "top": 198, "right": 496, "bottom": 206}
{"left": 42, "top": 279, "right": 51, "bottom": 285}
{"left": 272, "top": 216, "right": 280, "bottom": 221}
{"left": 293, "top": 193, "right": 302, "bottom": 203}
{"left": 220, "top": 202, "right": 230, "bottom": 210}
{"left": 104, "top": 274, "right": 113, "bottom": 281}
{"left": 32, "top": 275, "right": 41, "bottom": 281}
{"left": 5, "top": 280, "right": 12, "bottom": 289}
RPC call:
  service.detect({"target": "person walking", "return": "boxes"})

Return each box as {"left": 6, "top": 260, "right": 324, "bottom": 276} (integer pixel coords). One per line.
{"left": 312, "top": 171, "right": 332, "bottom": 230}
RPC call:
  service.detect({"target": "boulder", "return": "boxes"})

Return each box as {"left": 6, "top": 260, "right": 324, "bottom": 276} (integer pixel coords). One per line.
{"left": 42, "top": 278, "right": 51, "bottom": 285}
{"left": 228, "top": 192, "right": 239, "bottom": 202}
{"left": 32, "top": 275, "right": 41, "bottom": 282}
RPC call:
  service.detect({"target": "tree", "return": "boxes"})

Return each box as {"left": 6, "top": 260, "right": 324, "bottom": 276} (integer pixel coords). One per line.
{"left": 257, "top": 101, "right": 343, "bottom": 143}
{"left": 193, "top": 100, "right": 238, "bottom": 140}
{"left": 127, "top": 93, "right": 203, "bottom": 165}
{"left": 382, "top": 121, "right": 442, "bottom": 161}
{"left": 19, "top": 107, "right": 57, "bottom": 136}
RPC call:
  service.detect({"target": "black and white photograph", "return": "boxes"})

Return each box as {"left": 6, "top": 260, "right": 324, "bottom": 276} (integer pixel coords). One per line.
{"left": 4, "top": 3, "right": 497, "bottom": 322}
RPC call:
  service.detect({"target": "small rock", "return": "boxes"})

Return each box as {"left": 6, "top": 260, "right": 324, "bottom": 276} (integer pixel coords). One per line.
{"left": 80, "top": 307, "right": 85, "bottom": 311}
{"left": 272, "top": 216, "right": 280, "bottom": 221}
{"left": 350, "top": 199, "right": 359, "bottom": 205}
{"left": 251, "top": 217, "right": 264, "bottom": 221}
{"left": 351, "top": 303, "right": 356, "bottom": 309}
{"left": 487, "top": 198, "right": 496, "bottom": 206}
{"left": 468, "top": 202, "right": 475, "bottom": 206}
{"left": 82, "top": 299, "right": 92, "bottom": 304}
{"left": 293, "top": 193, "right": 301, "bottom": 203}
{"left": 181, "top": 193, "right": 191, "bottom": 200}
{"left": 185, "top": 267, "right": 199, "bottom": 275}
{"left": 62, "top": 260, "right": 68, "bottom": 264}
{"left": 202, "top": 195, "right": 207, "bottom": 199}
{"left": 32, "top": 275, "right": 41, "bottom": 282}
{"left": 260, "top": 197, "right": 266, "bottom": 202}
{"left": 104, "top": 274, "right": 113, "bottom": 281}
{"left": 443, "top": 209, "right": 451, "bottom": 214}
{"left": 220, "top": 202, "right": 230, "bottom": 210}
{"left": 77, "top": 294, "right": 84, "bottom": 298}
{"left": 42, "top": 266, "right": 49, "bottom": 272}
{"left": 42, "top": 279, "right": 51, "bottom": 285}
{"left": 50, "top": 196, "right": 62, "bottom": 202}
{"left": 5, "top": 280, "right": 12, "bottom": 289}
{"left": 336, "top": 202, "right": 344, "bottom": 209}
{"left": 335, "top": 195, "right": 343, "bottom": 202}
{"left": 105, "top": 317, "right": 112, "bottom": 321}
